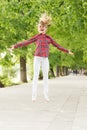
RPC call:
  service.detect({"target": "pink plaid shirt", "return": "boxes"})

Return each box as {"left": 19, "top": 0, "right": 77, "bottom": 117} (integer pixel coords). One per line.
{"left": 14, "top": 33, "right": 69, "bottom": 57}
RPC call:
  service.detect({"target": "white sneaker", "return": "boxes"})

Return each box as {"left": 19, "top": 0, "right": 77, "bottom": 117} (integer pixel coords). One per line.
{"left": 45, "top": 98, "right": 50, "bottom": 102}
{"left": 44, "top": 96, "right": 50, "bottom": 101}
{"left": 32, "top": 97, "right": 36, "bottom": 102}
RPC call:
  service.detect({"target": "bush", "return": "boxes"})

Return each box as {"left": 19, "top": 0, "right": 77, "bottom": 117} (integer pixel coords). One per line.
{"left": 0, "top": 75, "right": 12, "bottom": 87}
{"left": 0, "top": 81, "right": 4, "bottom": 88}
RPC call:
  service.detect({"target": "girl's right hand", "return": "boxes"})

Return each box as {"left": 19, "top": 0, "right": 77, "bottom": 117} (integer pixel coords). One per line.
{"left": 8, "top": 45, "right": 14, "bottom": 53}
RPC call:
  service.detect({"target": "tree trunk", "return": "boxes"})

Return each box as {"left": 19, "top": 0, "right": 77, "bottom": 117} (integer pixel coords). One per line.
{"left": 65, "top": 67, "right": 69, "bottom": 75}
{"left": 20, "top": 56, "right": 27, "bottom": 82}
{"left": 62, "top": 66, "right": 69, "bottom": 75}
{"left": 56, "top": 65, "right": 60, "bottom": 77}
{"left": 60, "top": 66, "right": 63, "bottom": 76}
{"left": 50, "top": 66, "right": 55, "bottom": 77}
{"left": 61, "top": 66, "right": 69, "bottom": 76}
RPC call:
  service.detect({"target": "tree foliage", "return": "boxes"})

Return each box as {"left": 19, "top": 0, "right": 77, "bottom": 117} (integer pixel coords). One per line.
{"left": 0, "top": 0, "right": 87, "bottom": 84}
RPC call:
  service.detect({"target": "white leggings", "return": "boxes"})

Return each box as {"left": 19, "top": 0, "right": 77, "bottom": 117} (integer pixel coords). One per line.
{"left": 32, "top": 56, "right": 49, "bottom": 99}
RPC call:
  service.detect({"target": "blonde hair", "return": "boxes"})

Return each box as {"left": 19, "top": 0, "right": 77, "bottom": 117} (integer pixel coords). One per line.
{"left": 39, "top": 13, "right": 52, "bottom": 27}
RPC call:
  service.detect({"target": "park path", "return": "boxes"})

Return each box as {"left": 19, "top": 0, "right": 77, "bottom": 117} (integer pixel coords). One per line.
{"left": 0, "top": 74, "right": 87, "bottom": 130}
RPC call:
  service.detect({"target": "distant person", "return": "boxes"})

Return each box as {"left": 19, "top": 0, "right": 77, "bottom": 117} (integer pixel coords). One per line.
{"left": 73, "top": 69, "right": 78, "bottom": 75}
{"left": 9, "top": 13, "right": 73, "bottom": 101}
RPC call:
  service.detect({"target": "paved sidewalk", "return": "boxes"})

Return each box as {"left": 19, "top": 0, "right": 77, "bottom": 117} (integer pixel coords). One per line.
{"left": 0, "top": 75, "right": 87, "bottom": 130}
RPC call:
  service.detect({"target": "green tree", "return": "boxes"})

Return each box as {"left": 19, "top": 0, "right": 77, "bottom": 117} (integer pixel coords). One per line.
{"left": 0, "top": 0, "right": 87, "bottom": 85}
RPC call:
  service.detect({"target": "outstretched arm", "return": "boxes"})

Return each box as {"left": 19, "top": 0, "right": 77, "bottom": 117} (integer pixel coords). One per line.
{"left": 50, "top": 37, "right": 73, "bottom": 55}
{"left": 9, "top": 34, "right": 38, "bottom": 52}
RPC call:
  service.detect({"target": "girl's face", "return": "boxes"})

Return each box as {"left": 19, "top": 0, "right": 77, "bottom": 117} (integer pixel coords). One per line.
{"left": 38, "top": 24, "right": 47, "bottom": 34}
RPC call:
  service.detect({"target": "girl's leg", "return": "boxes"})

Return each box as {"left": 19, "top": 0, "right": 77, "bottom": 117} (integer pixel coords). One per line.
{"left": 42, "top": 58, "right": 49, "bottom": 100}
{"left": 32, "top": 56, "right": 40, "bottom": 100}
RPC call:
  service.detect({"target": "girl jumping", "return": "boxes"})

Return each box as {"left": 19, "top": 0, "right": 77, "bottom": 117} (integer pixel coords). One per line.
{"left": 10, "top": 13, "right": 73, "bottom": 101}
